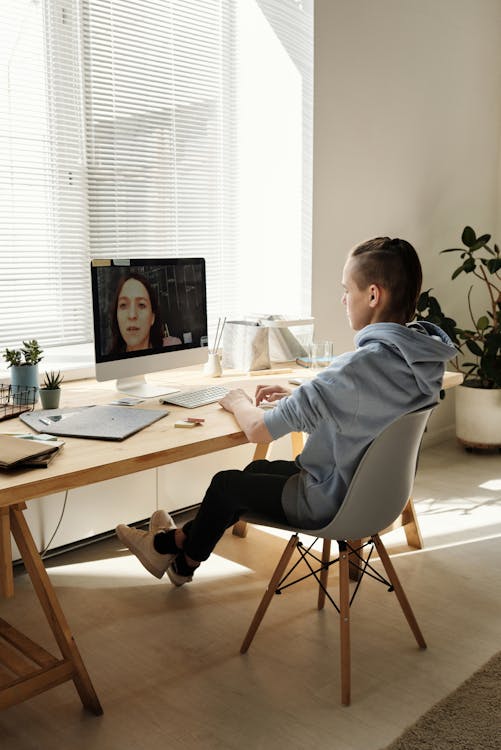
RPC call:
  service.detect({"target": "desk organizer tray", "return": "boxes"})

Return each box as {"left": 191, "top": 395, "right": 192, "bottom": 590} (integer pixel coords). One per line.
{"left": 0, "top": 384, "right": 37, "bottom": 422}
{"left": 21, "top": 405, "right": 167, "bottom": 441}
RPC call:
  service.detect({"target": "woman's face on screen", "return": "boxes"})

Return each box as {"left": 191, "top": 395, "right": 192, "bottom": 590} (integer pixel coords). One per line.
{"left": 116, "top": 277, "right": 155, "bottom": 351}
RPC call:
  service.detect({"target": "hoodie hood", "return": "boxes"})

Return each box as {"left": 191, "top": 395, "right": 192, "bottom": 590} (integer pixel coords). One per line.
{"left": 354, "top": 321, "right": 457, "bottom": 396}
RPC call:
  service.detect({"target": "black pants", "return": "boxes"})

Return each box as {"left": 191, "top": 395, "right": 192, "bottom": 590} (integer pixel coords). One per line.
{"left": 181, "top": 459, "right": 300, "bottom": 562}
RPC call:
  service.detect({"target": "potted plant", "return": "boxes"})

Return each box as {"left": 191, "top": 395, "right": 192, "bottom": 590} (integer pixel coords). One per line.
{"left": 39, "top": 370, "right": 64, "bottom": 410}
{"left": 417, "top": 226, "right": 501, "bottom": 449}
{"left": 3, "top": 339, "right": 44, "bottom": 405}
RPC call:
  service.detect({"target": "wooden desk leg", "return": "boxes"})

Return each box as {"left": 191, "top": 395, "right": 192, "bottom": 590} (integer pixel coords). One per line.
{"left": 401, "top": 498, "right": 424, "bottom": 549}
{"left": 0, "top": 507, "right": 14, "bottom": 599}
{"left": 9, "top": 504, "right": 103, "bottom": 715}
{"left": 290, "top": 432, "right": 304, "bottom": 458}
{"left": 233, "top": 443, "right": 272, "bottom": 538}
{"left": 232, "top": 432, "right": 304, "bottom": 538}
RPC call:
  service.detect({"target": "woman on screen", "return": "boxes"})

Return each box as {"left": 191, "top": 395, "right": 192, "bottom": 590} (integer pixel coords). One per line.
{"left": 109, "top": 273, "right": 164, "bottom": 354}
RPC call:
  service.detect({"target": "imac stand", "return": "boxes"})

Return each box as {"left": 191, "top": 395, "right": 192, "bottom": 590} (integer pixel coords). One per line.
{"left": 116, "top": 376, "right": 180, "bottom": 399}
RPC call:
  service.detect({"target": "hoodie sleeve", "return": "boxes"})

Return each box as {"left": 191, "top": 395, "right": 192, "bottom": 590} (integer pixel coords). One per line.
{"left": 263, "top": 353, "right": 359, "bottom": 440}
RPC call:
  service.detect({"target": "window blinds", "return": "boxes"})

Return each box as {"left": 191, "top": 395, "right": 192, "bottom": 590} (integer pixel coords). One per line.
{"left": 0, "top": 0, "right": 91, "bottom": 348}
{"left": 83, "top": 0, "right": 237, "bottom": 336}
{"left": 0, "top": 0, "right": 312, "bottom": 353}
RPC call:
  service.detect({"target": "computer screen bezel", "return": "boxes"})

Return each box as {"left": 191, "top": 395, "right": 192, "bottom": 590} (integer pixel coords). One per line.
{"left": 90, "top": 257, "right": 209, "bottom": 397}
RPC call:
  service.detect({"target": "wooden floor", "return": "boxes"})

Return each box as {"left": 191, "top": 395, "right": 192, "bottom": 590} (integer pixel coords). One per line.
{"left": 0, "top": 439, "right": 500, "bottom": 750}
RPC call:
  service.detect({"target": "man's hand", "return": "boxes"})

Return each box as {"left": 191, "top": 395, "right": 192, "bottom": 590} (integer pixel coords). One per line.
{"left": 255, "top": 384, "right": 291, "bottom": 405}
{"left": 219, "top": 388, "right": 253, "bottom": 414}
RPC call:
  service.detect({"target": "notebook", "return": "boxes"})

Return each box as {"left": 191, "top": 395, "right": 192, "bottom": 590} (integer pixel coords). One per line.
{"left": 0, "top": 435, "right": 60, "bottom": 469}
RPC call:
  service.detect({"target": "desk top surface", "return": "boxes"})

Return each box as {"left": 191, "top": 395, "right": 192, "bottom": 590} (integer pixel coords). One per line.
{"left": 0, "top": 367, "right": 463, "bottom": 508}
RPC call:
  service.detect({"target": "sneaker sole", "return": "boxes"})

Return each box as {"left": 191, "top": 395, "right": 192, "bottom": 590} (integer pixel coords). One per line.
{"left": 116, "top": 526, "right": 174, "bottom": 579}
{"left": 166, "top": 565, "right": 193, "bottom": 587}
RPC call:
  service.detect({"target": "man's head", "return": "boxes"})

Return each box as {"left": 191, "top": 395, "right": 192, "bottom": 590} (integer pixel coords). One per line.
{"left": 342, "top": 237, "right": 422, "bottom": 330}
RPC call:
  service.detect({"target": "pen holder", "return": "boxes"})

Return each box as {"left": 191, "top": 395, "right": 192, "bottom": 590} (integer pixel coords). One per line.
{"left": 204, "top": 352, "right": 223, "bottom": 377}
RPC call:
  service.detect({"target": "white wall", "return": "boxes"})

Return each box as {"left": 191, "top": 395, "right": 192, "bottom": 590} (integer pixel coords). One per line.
{"left": 312, "top": 0, "right": 501, "bottom": 439}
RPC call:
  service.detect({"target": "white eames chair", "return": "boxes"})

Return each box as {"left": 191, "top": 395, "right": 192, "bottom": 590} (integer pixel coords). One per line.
{"left": 240, "top": 406, "right": 434, "bottom": 705}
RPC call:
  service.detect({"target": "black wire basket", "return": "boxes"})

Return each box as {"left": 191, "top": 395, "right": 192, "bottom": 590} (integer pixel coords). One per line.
{"left": 0, "top": 383, "right": 37, "bottom": 421}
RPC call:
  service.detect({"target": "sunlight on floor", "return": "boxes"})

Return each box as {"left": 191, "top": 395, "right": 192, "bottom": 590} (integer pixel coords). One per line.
{"left": 47, "top": 550, "right": 253, "bottom": 588}
{"left": 479, "top": 478, "right": 501, "bottom": 491}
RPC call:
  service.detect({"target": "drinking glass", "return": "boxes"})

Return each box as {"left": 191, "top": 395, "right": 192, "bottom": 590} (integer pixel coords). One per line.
{"left": 308, "top": 341, "right": 335, "bottom": 369}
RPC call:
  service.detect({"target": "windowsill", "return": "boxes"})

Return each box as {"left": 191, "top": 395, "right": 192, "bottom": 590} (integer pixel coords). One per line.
{"left": 0, "top": 343, "right": 95, "bottom": 384}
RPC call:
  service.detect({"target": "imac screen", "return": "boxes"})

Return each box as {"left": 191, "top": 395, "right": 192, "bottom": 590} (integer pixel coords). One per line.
{"left": 91, "top": 258, "right": 208, "bottom": 397}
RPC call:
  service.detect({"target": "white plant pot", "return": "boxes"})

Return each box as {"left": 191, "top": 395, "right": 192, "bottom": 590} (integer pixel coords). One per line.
{"left": 455, "top": 384, "right": 501, "bottom": 449}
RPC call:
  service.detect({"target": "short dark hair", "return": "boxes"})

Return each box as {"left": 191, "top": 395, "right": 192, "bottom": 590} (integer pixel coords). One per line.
{"left": 349, "top": 237, "right": 422, "bottom": 323}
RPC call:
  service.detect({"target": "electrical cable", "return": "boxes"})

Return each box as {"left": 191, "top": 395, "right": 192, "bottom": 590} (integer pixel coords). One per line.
{"left": 40, "top": 489, "right": 69, "bottom": 559}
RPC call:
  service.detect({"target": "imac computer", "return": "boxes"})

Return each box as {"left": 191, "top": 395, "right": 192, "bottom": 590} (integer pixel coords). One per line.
{"left": 91, "top": 258, "right": 208, "bottom": 397}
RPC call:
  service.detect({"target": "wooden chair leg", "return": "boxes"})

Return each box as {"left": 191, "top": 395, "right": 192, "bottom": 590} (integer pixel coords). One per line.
{"left": 317, "top": 539, "right": 331, "bottom": 610}
{"left": 372, "top": 533, "right": 426, "bottom": 649}
{"left": 9, "top": 504, "right": 103, "bottom": 714}
{"left": 240, "top": 534, "right": 298, "bottom": 654}
{"left": 338, "top": 542, "right": 351, "bottom": 706}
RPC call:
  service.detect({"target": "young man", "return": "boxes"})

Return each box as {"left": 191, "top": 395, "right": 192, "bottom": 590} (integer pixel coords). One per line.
{"left": 116, "top": 237, "right": 456, "bottom": 585}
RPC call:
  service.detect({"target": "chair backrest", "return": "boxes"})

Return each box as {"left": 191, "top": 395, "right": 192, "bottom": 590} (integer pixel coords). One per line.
{"left": 309, "top": 406, "right": 434, "bottom": 541}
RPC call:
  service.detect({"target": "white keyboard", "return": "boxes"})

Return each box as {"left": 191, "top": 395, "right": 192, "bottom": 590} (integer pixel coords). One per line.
{"left": 161, "top": 385, "right": 229, "bottom": 409}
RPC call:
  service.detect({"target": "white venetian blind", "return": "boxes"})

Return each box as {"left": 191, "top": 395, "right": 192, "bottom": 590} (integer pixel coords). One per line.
{"left": 83, "top": 0, "right": 237, "bottom": 333}
{"left": 0, "top": 0, "right": 312, "bottom": 355}
{"left": 0, "top": 0, "right": 91, "bottom": 350}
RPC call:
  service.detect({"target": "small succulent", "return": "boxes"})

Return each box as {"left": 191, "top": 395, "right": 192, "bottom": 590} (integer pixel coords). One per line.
{"left": 3, "top": 339, "right": 43, "bottom": 367}
{"left": 41, "top": 370, "right": 64, "bottom": 390}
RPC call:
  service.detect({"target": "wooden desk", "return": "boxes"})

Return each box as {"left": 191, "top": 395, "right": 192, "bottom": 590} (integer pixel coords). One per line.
{"left": 0, "top": 368, "right": 295, "bottom": 713}
{"left": 0, "top": 367, "right": 462, "bottom": 713}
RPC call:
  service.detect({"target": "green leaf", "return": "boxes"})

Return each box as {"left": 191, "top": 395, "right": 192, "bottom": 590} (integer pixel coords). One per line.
{"left": 487, "top": 258, "right": 501, "bottom": 273}
{"left": 428, "top": 297, "right": 442, "bottom": 316}
{"left": 463, "top": 257, "right": 475, "bottom": 273}
{"left": 465, "top": 339, "right": 483, "bottom": 357}
{"left": 451, "top": 266, "right": 464, "bottom": 280}
{"left": 477, "top": 316, "right": 489, "bottom": 331}
{"left": 470, "top": 234, "right": 491, "bottom": 250}
{"left": 441, "top": 247, "right": 464, "bottom": 254}
{"left": 462, "top": 226, "right": 476, "bottom": 247}
{"left": 416, "top": 294, "right": 429, "bottom": 312}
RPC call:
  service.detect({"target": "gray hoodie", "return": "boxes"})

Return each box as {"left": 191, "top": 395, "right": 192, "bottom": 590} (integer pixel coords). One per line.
{"left": 263, "top": 322, "right": 456, "bottom": 528}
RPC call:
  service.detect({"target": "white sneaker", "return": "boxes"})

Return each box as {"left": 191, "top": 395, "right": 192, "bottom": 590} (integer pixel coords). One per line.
{"left": 149, "top": 509, "right": 176, "bottom": 535}
{"left": 116, "top": 524, "right": 175, "bottom": 579}
{"left": 166, "top": 558, "right": 196, "bottom": 587}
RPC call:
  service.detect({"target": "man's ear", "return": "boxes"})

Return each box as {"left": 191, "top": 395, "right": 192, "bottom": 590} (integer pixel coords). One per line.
{"left": 368, "top": 284, "right": 381, "bottom": 307}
